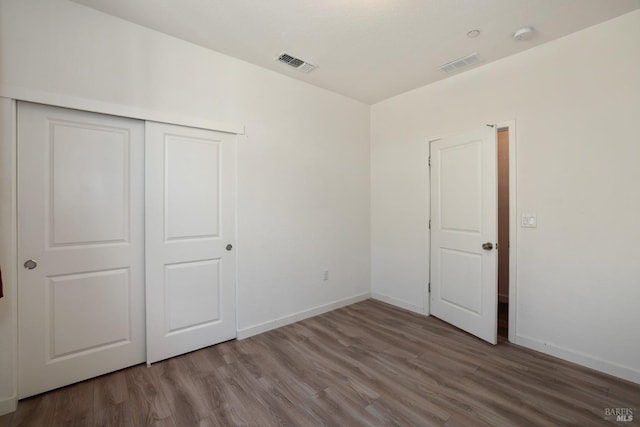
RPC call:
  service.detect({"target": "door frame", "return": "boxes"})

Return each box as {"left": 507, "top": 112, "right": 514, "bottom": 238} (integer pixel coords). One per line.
{"left": 426, "top": 120, "right": 517, "bottom": 343}
{"left": 0, "top": 97, "right": 18, "bottom": 414}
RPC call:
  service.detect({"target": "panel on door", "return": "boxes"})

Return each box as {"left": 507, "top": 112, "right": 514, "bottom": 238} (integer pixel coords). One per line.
{"left": 430, "top": 126, "right": 497, "bottom": 344}
{"left": 145, "top": 121, "right": 236, "bottom": 364}
{"left": 18, "top": 102, "right": 145, "bottom": 398}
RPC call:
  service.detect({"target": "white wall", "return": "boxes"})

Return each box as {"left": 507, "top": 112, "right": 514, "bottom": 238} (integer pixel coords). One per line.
{"left": 371, "top": 10, "right": 640, "bottom": 382}
{"left": 0, "top": 0, "right": 370, "bottom": 409}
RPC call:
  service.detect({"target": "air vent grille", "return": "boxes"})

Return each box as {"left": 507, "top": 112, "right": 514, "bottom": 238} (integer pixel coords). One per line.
{"left": 276, "top": 52, "right": 317, "bottom": 73}
{"left": 439, "top": 53, "right": 481, "bottom": 74}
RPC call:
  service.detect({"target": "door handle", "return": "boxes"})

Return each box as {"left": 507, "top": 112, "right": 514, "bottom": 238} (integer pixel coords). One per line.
{"left": 226, "top": 244, "right": 233, "bottom": 251}
{"left": 482, "top": 242, "right": 494, "bottom": 251}
{"left": 24, "top": 259, "right": 38, "bottom": 270}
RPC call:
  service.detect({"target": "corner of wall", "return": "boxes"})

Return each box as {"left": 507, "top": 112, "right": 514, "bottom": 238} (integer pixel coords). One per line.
{"left": 371, "top": 292, "right": 426, "bottom": 316}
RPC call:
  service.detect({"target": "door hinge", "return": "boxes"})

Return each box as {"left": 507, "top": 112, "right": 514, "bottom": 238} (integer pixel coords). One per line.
{"left": 428, "top": 219, "right": 431, "bottom": 229}
{"left": 428, "top": 156, "right": 431, "bottom": 167}
{"left": 428, "top": 283, "right": 431, "bottom": 293}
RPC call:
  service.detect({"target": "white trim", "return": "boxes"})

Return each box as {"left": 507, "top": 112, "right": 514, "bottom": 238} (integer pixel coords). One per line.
{"left": 233, "top": 135, "right": 241, "bottom": 341}
{"left": 236, "top": 293, "right": 370, "bottom": 340}
{"left": 0, "top": 97, "right": 18, "bottom": 415}
{"left": 372, "top": 292, "right": 426, "bottom": 315}
{"left": 496, "top": 120, "right": 518, "bottom": 344}
{"left": 515, "top": 333, "right": 640, "bottom": 384}
{"left": 0, "top": 396, "right": 17, "bottom": 417}
{"left": 0, "top": 85, "right": 244, "bottom": 135}
{"left": 424, "top": 144, "right": 431, "bottom": 315}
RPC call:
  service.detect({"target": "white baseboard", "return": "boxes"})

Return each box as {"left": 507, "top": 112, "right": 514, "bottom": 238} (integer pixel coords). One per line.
{"left": 0, "top": 395, "right": 17, "bottom": 416}
{"left": 371, "top": 292, "right": 425, "bottom": 315}
{"left": 515, "top": 333, "right": 640, "bottom": 385}
{"left": 236, "top": 292, "right": 370, "bottom": 340}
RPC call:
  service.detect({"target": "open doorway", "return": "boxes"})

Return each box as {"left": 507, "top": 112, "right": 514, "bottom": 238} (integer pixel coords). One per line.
{"left": 497, "top": 128, "right": 510, "bottom": 339}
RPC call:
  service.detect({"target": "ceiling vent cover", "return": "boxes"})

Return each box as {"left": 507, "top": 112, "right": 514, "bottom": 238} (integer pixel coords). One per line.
{"left": 439, "top": 53, "right": 481, "bottom": 74}
{"left": 276, "top": 52, "right": 317, "bottom": 73}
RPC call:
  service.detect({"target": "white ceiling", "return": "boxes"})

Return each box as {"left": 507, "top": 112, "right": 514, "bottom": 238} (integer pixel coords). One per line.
{"left": 70, "top": 0, "right": 640, "bottom": 104}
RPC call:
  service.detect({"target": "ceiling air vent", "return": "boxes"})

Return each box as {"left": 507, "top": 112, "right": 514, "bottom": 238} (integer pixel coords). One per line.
{"left": 276, "top": 52, "right": 317, "bottom": 73}
{"left": 439, "top": 53, "right": 481, "bottom": 74}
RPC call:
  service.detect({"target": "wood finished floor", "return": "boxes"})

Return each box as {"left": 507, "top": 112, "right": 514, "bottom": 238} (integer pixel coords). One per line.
{"left": 1, "top": 299, "right": 638, "bottom": 426}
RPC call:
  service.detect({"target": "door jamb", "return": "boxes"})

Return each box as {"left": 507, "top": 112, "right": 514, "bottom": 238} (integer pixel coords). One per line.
{"left": 498, "top": 120, "right": 517, "bottom": 344}
{"left": 424, "top": 136, "right": 441, "bottom": 317}
{"left": 425, "top": 121, "right": 517, "bottom": 344}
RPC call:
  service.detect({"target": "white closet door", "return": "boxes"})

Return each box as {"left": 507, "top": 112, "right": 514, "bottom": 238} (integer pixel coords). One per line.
{"left": 17, "top": 103, "right": 145, "bottom": 398}
{"left": 145, "top": 121, "right": 237, "bottom": 364}
{"left": 430, "top": 126, "right": 498, "bottom": 344}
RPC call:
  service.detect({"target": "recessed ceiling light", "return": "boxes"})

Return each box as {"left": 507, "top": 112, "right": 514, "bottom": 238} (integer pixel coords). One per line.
{"left": 467, "top": 29, "right": 480, "bottom": 38}
{"left": 513, "top": 26, "right": 535, "bottom": 41}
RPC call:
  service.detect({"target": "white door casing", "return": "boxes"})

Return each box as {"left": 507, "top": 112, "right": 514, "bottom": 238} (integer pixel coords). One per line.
{"left": 145, "top": 121, "right": 237, "bottom": 364}
{"left": 430, "top": 126, "right": 498, "bottom": 344}
{"left": 17, "top": 103, "right": 145, "bottom": 398}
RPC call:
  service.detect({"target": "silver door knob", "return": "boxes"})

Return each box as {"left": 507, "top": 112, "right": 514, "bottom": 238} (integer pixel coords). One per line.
{"left": 226, "top": 244, "right": 233, "bottom": 251}
{"left": 24, "top": 259, "right": 38, "bottom": 270}
{"left": 482, "top": 242, "right": 494, "bottom": 251}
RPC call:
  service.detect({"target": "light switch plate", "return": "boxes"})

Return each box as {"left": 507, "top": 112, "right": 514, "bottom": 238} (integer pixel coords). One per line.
{"left": 521, "top": 213, "right": 537, "bottom": 228}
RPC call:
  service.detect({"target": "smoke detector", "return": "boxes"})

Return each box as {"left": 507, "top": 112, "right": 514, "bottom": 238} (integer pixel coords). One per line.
{"left": 513, "top": 27, "right": 535, "bottom": 41}
{"left": 275, "top": 52, "right": 317, "bottom": 73}
{"left": 438, "top": 52, "right": 482, "bottom": 74}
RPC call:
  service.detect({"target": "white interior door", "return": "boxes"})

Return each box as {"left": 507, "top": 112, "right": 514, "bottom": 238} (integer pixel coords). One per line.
{"left": 17, "top": 102, "right": 145, "bottom": 398}
{"left": 145, "top": 121, "right": 237, "bottom": 364}
{"left": 430, "top": 126, "right": 498, "bottom": 344}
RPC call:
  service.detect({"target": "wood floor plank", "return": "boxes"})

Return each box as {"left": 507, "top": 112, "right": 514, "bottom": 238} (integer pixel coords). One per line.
{"left": 93, "top": 401, "right": 132, "bottom": 427}
{"left": 3, "top": 392, "right": 57, "bottom": 427}
{"left": 123, "top": 364, "right": 173, "bottom": 426}
{"left": 93, "top": 369, "right": 129, "bottom": 412}
{"left": 203, "top": 364, "right": 270, "bottom": 426}
{"left": 153, "top": 357, "right": 211, "bottom": 426}
{"left": 49, "top": 378, "right": 94, "bottom": 427}
{"left": 312, "top": 386, "right": 381, "bottom": 426}
{"left": 3, "top": 299, "right": 639, "bottom": 426}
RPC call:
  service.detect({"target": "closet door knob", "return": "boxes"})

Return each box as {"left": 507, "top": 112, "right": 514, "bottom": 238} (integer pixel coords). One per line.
{"left": 481, "top": 242, "right": 494, "bottom": 251}
{"left": 226, "top": 244, "right": 233, "bottom": 251}
{"left": 24, "top": 260, "right": 38, "bottom": 270}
